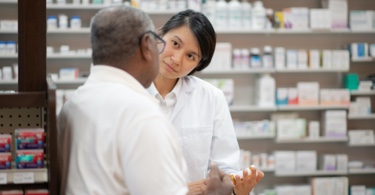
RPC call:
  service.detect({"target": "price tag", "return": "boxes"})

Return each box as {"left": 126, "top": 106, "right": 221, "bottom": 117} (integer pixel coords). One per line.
{"left": 0, "top": 173, "right": 7, "bottom": 184}
{"left": 13, "top": 172, "right": 34, "bottom": 184}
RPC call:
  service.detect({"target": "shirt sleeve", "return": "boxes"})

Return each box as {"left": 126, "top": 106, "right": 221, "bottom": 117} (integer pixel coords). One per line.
{"left": 119, "top": 113, "right": 188, "bottom": 195}
{"left": 209, "top": 90, "right": 240, "bottom": 174}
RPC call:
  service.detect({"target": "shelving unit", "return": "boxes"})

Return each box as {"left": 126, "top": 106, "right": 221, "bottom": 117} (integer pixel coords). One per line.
{"left": 275, "top": 170, "right": 348, "bottom": 177}
{"left": 350, "top": 90, "right": 375, "bottom": 96}
{"left": 348, "top": 114, "right": 375, "bottom": 120}
{"left": 236, "top": 134, "right": 275, "bottom": 140}
{"left": 275, "top": 136, "right": 348, "bottom": 143}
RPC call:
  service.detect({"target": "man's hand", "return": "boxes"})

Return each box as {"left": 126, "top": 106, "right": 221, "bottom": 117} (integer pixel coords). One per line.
{"left": 205, "top": 163, "right": 233, "bottom": 195}
{"left": 233, "top": 165, "right": 264, "bottom": 195}
{"left": 187, "top": 179, "right": 207, "bottom": 195}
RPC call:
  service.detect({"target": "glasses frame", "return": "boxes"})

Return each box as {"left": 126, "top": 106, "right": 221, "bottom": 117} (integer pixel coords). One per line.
{"left": 139, "top": 30, "right": 166, "bottom": 54}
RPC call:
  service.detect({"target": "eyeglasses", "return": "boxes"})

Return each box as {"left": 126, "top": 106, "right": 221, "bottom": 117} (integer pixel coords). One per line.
{"left": 139, "top": 30, "right": 166, "bottom": 54}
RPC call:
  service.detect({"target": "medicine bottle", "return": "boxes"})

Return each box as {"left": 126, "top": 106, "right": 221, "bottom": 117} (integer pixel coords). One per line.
{"left": 47, "top": 16, "right": 58, "bottom": 30}
{"left": 58, "top": 14, "right": 68, "bottom": 29}
{"left": 70, "top": 16, "right": 82, "bottom": 29}
{"left": 262, "top": 45, "right": 273, "bottom": 68}
{"left": 250, "top": 47, "right": 261, "bottom": 68}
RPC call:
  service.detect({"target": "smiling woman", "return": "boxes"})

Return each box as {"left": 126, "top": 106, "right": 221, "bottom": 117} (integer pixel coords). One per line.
{"left": 146, "top": 9, "right": 264, "bottom": 195}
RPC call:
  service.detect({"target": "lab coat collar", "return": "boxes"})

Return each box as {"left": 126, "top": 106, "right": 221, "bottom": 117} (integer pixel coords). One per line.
{"left": 88, "top": 65, "right": 158, "bottom": 104}
{"left": 169, "top": 76, "right": 196, "bottom": 121}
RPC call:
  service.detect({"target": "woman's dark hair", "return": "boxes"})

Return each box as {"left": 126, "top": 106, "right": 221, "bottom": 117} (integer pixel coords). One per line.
{"left": 160, "top": 9, "right": 216, "bottom": 75}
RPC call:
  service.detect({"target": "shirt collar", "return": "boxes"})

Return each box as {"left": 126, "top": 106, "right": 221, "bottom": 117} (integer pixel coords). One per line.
{"left": 88, "top": 65, "right": 158, "bottom": 103}
{"left": 149, "top": 78, "right": 183, "bottom": 100}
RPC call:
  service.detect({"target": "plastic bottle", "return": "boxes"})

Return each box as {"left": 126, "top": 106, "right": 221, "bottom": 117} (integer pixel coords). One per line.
{"left": 262, "top": 45, "right": 273, "bottom": 68}
{"left": 256, "top": 73, "right": 276, "bottom": 107}
{"left": 215, "top": 0, "right": 228, "bottom": 30}
{"left": 70, "top": 16, "right": 82, "bottom": 29}
{"left": 265, "top": 8, "right": 274, "bottom": 29}
{"left": 47, "top": 16, "right": 58, "bottom": 30}
{"left": 6, "top": 41, "right": 16, "bottom": 54}
{"left": 228, "top": 0, "right": 241, "bottom": 30}
{"left": 232, "top": 49, "right": 242, "bottom": 69}
{"left": 58, "top": 14, "right": 68, "bottom": 29}
{"left": 240, "top": 48, "right": 250, "bottom": 69}
{"left": 250, "top": 48, "right": 261, "bottom": 68}
{"left": 202, "top": 0, "right": 216, "bottom": 24}
{"left": 252, "top": 0, "right": 266, "bottom": 30}
{"left": 0, "top": 41, "right": 6, "bottom": 55}
{"left": 240, "top": 0, "right": 252, "bottom": 30}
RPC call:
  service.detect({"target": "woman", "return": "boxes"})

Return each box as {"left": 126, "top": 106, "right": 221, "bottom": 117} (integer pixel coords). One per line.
{"left": 147, "top": 9, "right": 264, "bottom": 195}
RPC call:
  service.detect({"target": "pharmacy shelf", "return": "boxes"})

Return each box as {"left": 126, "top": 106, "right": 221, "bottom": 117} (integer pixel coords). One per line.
{"left": 275, "top": 170, "right": 347, "bottom": 177}
{"left": 46, "top": 4, "right": 178, "bottom": 15}
{"left": 216, "top": 28, "right": 375, "bottom": 34}
{"left": 350, "top": 90, "right": 375, "bottom": 96}
{"left": 352, "top": 57, "right": 374, "bottom": 62}
{"left": 236, "top": 134, "right": 275, "bottom": 140}
{"left": 0, "top": 54, "right": 17, "bottom": 58}
{"left": 200, "top": 69, "right": 275, "bottom": 74}
{"left": 276, "top": 136, "right": 348, "bottom": 143}
{"left": 277, "top": 105, "right": 348, "bottom": 111}
{"left": 0, "top": 29, "right": 17, "bottom": 34}
{"left": 348, "top": 143, "right": 375, "bottom": 147}
{"left": 276, "top": 68, "right": 349, "bottom": 73}
{"left": 260, "top": 168, "right": 275, "bottom": 172}
{"left": 348, "top": 168, "right": 375, "bottom": 174}
{"left": 0, "top": 80, "right": 17, "bottom": 85}
{"left": 48, "top": 28, "right": 90, "bottom": 34}
{"left": 230, "top": 105, "right": 277, "bottom": 112}
{"left": 348, "top": 114, "right": 375, "bottom": 120}
{"left": 0, "top": 0, "right": 17, "bottom": 3}
{"left": 47, "top": 53, "right": 91, "bottom": 59}
{"left": 0, "top": 168, "right": 48, "bottom": 184}
{"left": 54, "top": 78, "right": 87, "bottom": 84}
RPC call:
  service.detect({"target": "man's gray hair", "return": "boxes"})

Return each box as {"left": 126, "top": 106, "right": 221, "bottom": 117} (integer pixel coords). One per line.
{"left": 91, "top": 5, "right": 155, "bottom": 65}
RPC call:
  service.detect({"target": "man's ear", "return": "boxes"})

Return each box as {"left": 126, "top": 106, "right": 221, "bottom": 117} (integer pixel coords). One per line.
{"left": 139, "top": 34, "right": 153, "bottom": 62}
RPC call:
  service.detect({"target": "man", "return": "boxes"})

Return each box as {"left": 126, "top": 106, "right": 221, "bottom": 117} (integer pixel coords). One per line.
{"left": 57, "top": 5, "right": 233, "bottom": 195}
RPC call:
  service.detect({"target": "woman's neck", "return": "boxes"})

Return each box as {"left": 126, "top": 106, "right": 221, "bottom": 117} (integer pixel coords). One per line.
{"left": 154, "top": 74, "right": 179, "bottom": 98}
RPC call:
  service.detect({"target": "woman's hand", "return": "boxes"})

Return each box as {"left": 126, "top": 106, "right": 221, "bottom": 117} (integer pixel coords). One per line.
{"left": 233, "top": 165, "right": 264, "bottom": 195}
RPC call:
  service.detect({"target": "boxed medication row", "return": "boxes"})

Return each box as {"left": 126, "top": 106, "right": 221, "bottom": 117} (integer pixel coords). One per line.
{"left": 0, "top": 65, "right": 18, "bottom": 81}
{"left": 234, "top": 120, "right": 275, "bottom": 138}
{"left": 0, "top": 20, "right": 18, "bottom": 30}
{"left": 274, "top": 150, "right": 348, "bottom": 172}
{"left": 348, "top": 130, "right": 375, "bottom": 145}
{"left": 240, "top": 150, "right": 275, "bottom": 170}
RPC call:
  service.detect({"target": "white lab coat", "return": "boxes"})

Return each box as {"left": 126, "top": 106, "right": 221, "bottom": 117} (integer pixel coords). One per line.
{"left": 148, "top": 75, "right": 240, "bottom": 182}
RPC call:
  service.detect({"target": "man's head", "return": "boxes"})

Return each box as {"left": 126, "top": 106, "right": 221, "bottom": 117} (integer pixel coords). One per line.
{"left": 91, "top": 5, "right": 162, "bottom": 87}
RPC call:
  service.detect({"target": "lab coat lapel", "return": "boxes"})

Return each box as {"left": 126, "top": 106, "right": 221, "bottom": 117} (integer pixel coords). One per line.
{"left": 170, "top": 78, "right": 194, "bottom": 122}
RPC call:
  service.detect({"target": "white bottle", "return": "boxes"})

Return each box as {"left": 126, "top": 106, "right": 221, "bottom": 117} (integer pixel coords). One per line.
{"left": 70, "top": 16, "right": 82, "bottom": 29}
{"left": 252, "top": 0, "right": 266, "bottom": 30}
{"left": 228, "top": 0, "right": 241, "bottom": 30}
{"left": 262, "top": 45, "right": 273, "bottom": 68}
{"left": 215, "top": 0, "right": 228, "bottom": 30}
{"left": 241, "top": 0, "right": 252, "bottom": 30}
{"left": 58, "top": 14, "right": 68, "bottom": 29}
{"left": 202, "top": 0, "right": 216, "bottom": 24}
{"left": 256, "top": 73, "right": 276, "bottom": 107}
{"left": 47, "top": 16, "right": 58, "bottom": 30}
{"left": 240, "top": 48, "right": 250, "bottom": 69}
{"left": 232, "top": 49, "right": 242, "bottom": 69}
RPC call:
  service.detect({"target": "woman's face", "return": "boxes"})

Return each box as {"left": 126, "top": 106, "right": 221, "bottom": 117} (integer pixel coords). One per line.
{"left": 158, "top": 25, "right": 202, "bottom": 80}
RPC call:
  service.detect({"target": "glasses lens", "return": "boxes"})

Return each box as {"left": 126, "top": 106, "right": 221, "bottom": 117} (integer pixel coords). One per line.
{"left": 156, "top": 41, "right": 165, "bottom": 53}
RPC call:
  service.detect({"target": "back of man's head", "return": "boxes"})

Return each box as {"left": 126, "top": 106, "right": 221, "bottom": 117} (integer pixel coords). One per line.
{"left": 91, "top": 5, "right": 154, "bottom": 67}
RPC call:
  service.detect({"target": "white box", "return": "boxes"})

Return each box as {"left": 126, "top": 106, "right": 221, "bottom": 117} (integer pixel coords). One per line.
{"left": 59, "top": 68, "right": 79, "bottom": 80}
{"left": 297, "top": 82, "right": 319, "bottom": 105}
{"left": 207, "top": 42, "right": 232, "bottom": 71}
{"left": 275, "top": 151, "right": 295, "bottom": 172}
{"left": 297, "top": 50, "right": 308, "bottom": 69}
{"left": 348, "top": 130, "right": 375, "bottom": 144}
{"left": 336, "top": 154, "right": 348, "bottom": 171}
{"left": 350, "top": 10, "right": 373, "bottom": 30}
{"left": 351, "top": 185, "right": 366, "bottom": 195}
{"left": 323, "top": 110, "right": 347, "bottom": 137}
{"left": 309, "top": 121, "right": 320, "bottom": 138}
{"left": 274, "top": 47, "right": 286, "bottom": 69}
{"left": 309, "top": 50, "right": 320, "bottom": 69}
{"left": 322, "top": 50, "right": 332, "bottom": 68}
{"left": 320, "top": 154, "right": 336, "bottom": 170}
{"left": 286, "top": 50, "right": 297, "bottom": 69}
{"left": 296, "top": 151, "right": 317, "bottom": 171}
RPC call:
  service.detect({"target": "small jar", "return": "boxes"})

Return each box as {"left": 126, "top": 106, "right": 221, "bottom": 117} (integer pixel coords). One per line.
{"left": 70, "top": 16, "right": 82, "bottom": 29}
{"left": 47, "top": 16, "right": 58, "bottom": 30}
{"left": 58, "top": 14, "right": 68, "bottom": 29}
{"left": 6, "top": 41, "right": 16, "bottom": 54}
